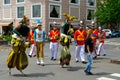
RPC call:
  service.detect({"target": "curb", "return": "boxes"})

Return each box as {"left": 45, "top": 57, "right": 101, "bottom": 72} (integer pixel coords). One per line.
{"left": 110, "top": 59, "right": 120, "bottom": 64}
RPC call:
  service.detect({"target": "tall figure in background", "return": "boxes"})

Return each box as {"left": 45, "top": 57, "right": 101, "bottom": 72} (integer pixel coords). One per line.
{"left": 62, "top": 13, "right": 77, "bottom": 38}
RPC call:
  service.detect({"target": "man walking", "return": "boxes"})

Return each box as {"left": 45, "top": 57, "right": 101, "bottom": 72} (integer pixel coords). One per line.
{"left": 74, "top": 25, "right": 87, "bottom": 64}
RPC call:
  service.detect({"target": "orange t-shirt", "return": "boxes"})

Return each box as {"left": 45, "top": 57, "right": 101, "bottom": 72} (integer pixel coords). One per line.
{"left": 74, "top": 30, "right": 86, "bottom": 45}
{"left": 49, "top": 30, "right": 60, "bottom": 42}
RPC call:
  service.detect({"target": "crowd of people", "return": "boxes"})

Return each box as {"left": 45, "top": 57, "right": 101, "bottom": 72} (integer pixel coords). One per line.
{"left": 6, "top": 15, "right": 107, "bottom": 76}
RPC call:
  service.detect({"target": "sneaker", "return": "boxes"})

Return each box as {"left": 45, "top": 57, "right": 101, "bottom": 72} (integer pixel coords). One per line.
{"left": 103, "top": 54, "right": 106, "bottom": 56}
{"left": 33, "top": 55, "right": 36, "bottom": 57}
{"left": 41, "top": 60, "right": 45, "bottom": 66}
{"left": 28, "top": 55, "right": 32, "bottom": 58}
{"left": 84, "top": 70, "right": 93, "bottom": 75}
{"left": 53, "top": 59, "right": 56, "bottom": 61}
{"left": 82, "top": 61, "right": 87, "bottom": 64}
{"left": 36, "top": 61, "right": 40, "bottom": 65}
{"left": 88, "top": 72, "right": 93, "bottom": 75}
{"left": 76, "top": 60, "right": 79, "bottom": 63}
{"left": 51, "top": 57, "right": 53, "bottom": 60}
{"left": 97, "top": 54, "right": 100, "bottom": 56}
{"left": 93, "top": 56, "right": 97, "bottom": 59}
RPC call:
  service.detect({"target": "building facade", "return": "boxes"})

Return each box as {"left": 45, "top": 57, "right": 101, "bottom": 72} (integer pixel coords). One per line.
{"left": 0, "top": 0, "right": 97, "bottom": 33}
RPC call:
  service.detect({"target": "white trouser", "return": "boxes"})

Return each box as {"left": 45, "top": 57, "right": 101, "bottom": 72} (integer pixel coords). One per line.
{"left": 97, "top": 43, "right": 106, "bottom": 55}
{"left": 50, "top": 42, "right": 59, "bottom": 59}
{"left": 29, "top": 44, "right": 35, "bottom": 56}
{"left": 75, "top": 45, "right": 85, "bottom": 61}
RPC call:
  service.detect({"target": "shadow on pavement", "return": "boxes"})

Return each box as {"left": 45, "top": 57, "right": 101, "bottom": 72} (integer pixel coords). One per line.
{"left": 12, "top": 72, "right": 55, "bottom": 77}
{"left": 67, "top": 66, "right": 84, "bottom": 71}
{"left": 94, "top": 72, "right": 111, "bottom": 76}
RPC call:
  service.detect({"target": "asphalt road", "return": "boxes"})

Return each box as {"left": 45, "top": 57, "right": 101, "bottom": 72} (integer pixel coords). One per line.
{"left": 0, "top": 38, "right": 120, "bottom": 80}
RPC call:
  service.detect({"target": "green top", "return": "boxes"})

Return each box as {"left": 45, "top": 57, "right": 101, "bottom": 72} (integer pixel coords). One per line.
{"left": 13, "top": 24, "right": 30, "bottom": 38}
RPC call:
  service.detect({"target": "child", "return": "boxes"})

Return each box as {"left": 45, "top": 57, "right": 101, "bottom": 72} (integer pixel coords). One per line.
{"left": 34, "top": 24, "right": 46, "bottom": 66}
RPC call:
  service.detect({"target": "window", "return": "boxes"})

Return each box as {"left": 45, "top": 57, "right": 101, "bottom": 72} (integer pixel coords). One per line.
{"left": 32, "top": 4, "right": 41, "bottom": 18}
{"left": 4, "top": 0, "right": 10, "bottom": 4}
{"left": 87, "top": 0, "right": 95, "bottom": 6}
{"left": 87, "top": 9, "right": 95, "bottom": 20}
{"left": 17, "top": 6, "right": 24, "bottom": 18}
{"left": 70, "top": 0, "right": 79, "bottom": 4}
{"left": 17, "top": 0, "right": 24, "bottom": 2}
{"left": 50, "top": 4, "right": 61, "bottom": 18}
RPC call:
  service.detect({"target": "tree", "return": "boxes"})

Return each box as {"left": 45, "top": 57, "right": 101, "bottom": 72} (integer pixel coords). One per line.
{"left": 93, "top": 0, "right": 120, "bottom": 30}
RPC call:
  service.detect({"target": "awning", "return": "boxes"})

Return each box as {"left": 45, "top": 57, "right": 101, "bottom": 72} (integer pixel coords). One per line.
{"left": 0, "top": 22, "right": 12, "bottom": 26}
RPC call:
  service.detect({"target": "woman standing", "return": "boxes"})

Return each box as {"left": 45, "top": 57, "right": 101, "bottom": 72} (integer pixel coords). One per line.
{"left": 84, "top": 29, "right": 94, "bottom": 75}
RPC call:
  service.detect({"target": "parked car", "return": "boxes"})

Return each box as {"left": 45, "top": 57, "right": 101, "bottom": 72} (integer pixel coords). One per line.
{"left": 111, "top": 31, "right": 120, "bottom": 37}
{"left": 103, "top": 29, "right": 112, "bottom": 38}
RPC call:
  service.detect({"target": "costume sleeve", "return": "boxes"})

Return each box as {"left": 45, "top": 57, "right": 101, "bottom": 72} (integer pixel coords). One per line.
{"left": 74, "top": 31, "right": 77, "bottom": 40}
{"left": 34, "top": 30, "right": 36, "bottom": 42}
{"left": 13, "top": 28, "right": 21, "bottom": 36}
{"left": 62, "top": 22, "right": 66, "bottom": 28}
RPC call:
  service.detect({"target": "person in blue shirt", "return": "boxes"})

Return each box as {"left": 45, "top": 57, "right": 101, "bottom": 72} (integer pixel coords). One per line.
{"left": 34, "top": 24, "right": 46, "bottom": 66}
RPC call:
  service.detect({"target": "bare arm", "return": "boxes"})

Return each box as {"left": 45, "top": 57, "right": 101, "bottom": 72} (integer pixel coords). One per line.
{"left": 87, "top": 45, "right": 91, "bottom": 55}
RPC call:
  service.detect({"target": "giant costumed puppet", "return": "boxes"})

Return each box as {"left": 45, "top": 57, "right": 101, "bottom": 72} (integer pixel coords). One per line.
{"left": 58, "top": 13, "right": 77, "bottom": 68}
{"left": 59, "top": 34, "right": 72, "bottom": 68}
{"left": 62, "top": 13, "right": 77, "bottom": 38}
{"left": 6, "top": 16, "right": 30, "bottom": 76}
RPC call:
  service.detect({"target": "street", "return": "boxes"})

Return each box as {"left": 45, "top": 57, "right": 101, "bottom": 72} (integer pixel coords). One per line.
{"left": 0, "top": 38, "right": 120, "bottom": 80}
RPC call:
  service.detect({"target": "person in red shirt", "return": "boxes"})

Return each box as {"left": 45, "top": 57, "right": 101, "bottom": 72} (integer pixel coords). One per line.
{"left": 28, "top": 27, "right": 36, "bottom": 57}
{"left": 97, "top": 27, "right": 106, "bottom": 56}
{"left": 74, "top": 25, "right": 87, "bottom": 64}
{"left": 49, "top": 23, "right": 60, "bottom": 60}
{"left": 91, "top": 26, "right": 98, "bottom": 59}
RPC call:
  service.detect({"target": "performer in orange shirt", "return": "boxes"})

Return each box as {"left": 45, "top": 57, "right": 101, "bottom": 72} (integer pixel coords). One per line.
{"left": 28, "top": 27, "right": 36, "bottom": 57}
{"left": 49, "top": 23, "right": 60, "bottom": 60}
{"left": 74, "top": 25, "right": 87, "bottom": 64}
{"left": 97, "top": 27, "right": 106, "bottom": 56}
{"left": 91, "top": 26, "right": 98, "bottom": 59}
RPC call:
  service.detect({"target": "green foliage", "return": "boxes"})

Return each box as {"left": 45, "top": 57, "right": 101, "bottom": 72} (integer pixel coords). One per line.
{"left": 93, "top": 0, "right": 120, "bottom": 27}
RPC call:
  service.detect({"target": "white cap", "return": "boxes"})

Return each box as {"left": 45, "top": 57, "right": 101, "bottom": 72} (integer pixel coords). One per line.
{"left": 98, "top": 27, "right": 102, "bottom": 30}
